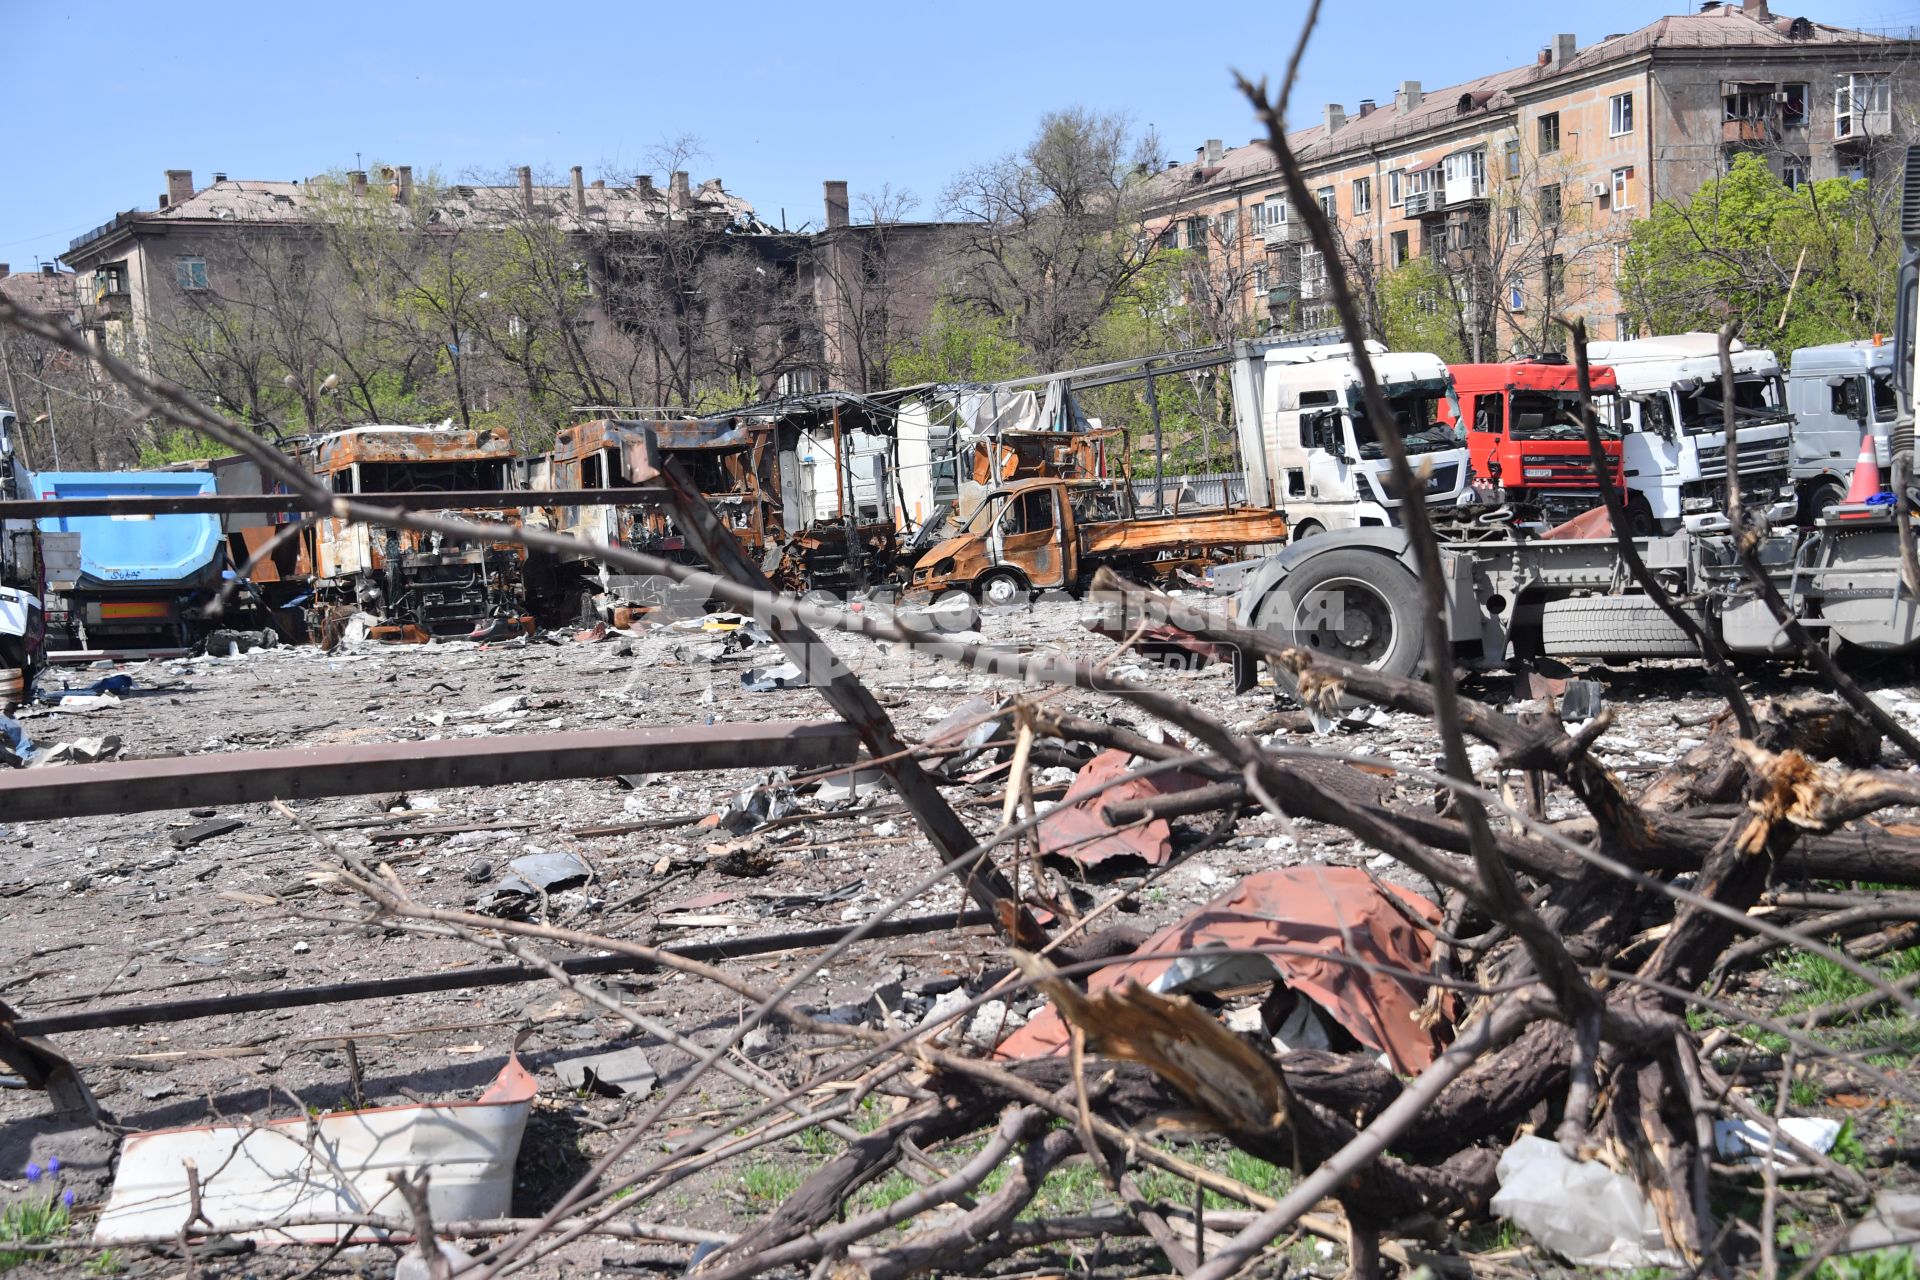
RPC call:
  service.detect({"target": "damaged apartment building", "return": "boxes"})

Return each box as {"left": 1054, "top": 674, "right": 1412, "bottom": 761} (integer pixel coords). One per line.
{"left": 59, "top": 165, "right": 953, "bottom": 412}
{"left": 1145, "top": 0, "right": 1920, "bottom": 354}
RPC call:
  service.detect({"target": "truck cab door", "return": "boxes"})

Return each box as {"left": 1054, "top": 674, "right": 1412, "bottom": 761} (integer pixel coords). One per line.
{"left": 997, "top": 488, "right": 1069, "bottom": 590}
{"left": 1301, "top": 411, "right": 1352, "bottom": 505}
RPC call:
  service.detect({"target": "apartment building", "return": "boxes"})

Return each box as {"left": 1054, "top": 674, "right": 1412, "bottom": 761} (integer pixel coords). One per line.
{"left": 1145, "top": 0, "right": 1920, "bottom": 355}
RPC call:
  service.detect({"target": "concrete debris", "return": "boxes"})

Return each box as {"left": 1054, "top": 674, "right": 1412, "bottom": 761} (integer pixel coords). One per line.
{"left": 741, "top": 661, "right": 807, "bottom": 691}
{"left": 554, "top": 1045, "right": 657, "bottom": 1098}
{"left": 28, "top": 735, "right": 123, "bottom": 766}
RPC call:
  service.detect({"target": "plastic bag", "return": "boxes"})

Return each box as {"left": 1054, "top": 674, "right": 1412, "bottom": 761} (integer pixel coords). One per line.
{"left": 1490, "top": 1135, "right": 1681, "bottom": 1269}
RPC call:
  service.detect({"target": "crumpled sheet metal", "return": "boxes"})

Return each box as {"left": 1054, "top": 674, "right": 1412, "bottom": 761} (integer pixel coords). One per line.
{"left": 1081, "top": 614, "right": 1228, "bottom": 666}
{"left": 1037, "top": 749, "right": 1207, "bottom": 870}
{"left": 997, "top": 866, "right": 1448, "bottom": 1072}
{"left": 94, "top": 1056, "right": 538, "bottom": 1244}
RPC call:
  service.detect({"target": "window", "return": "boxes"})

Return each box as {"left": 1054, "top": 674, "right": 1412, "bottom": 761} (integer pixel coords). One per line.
{"left": 1220, "top": 210, "right": 1238, "bottom": 245}
{"left": 1262, "top": 196, "right": 1287, "bottom": 229}
{"left": 1184, "top": 215, "right": 1208, "bottom": 251}
{"left": 1391, "top": 229, "right": 1409, "bottom": 266}
{"left": 1352, "top": 176, "right": 1372, "bottom": 214}
{"left": 1316, "top": 186, "right": 1336, "bottom": 219}
{"left": 1615, "top": 313, "right": 1633, "bottom": 341}
{"left": 1156, "top": 225, "right": 1178, "bottom": 250}
{"left": 1504, "top": 138, "right": 1521, "bottom": 179}
{"left": 1836, "top": 72, "right": 1891, "bottom": 139}
{"left": 1510, "top": 280, "right": 1526, "bottom": 311}
{"left": 1388, "top": 169, "right": 1405, "bottom": 206}
{"left": 1539, "top": 183, "right": 1562, "bottom": 227}
{"left": 1782, "top": 83, "right": 1809, "bottom": 128}
{"left": 1538, "top": 111, "right": 1561, "bottom": 154}
{"left": 1253, "top": 261, "right": 1270, "bottom": 292}
{"left": 1547, "top": 253, "right": 1567, "bottom": 294}
{"left": 1354, "top": 237, "right": 1374, "bottom": 268}
{"left": 1611, "top": 166, "right": 1633, "bottom": 210}
{"left": 1724, "top": 84, "right": 1770, "bottom": 121}
{"left": 1782, "top": 158, "right": 1808, "bottom": 190}
{"left": 94, "top": 263, "right": 128, "bottom": 298}
{"left": 1443, "top": 148, "right": 1487, "bottom": 200}
{"left": 173, "top": 257, "right": 208, "bottom": 291}
{"left": 1609, "top": 92, "right": 1634, "bottom": 137}
{"left": 1506, "top": 207, "right": 1522, "bottom": 244}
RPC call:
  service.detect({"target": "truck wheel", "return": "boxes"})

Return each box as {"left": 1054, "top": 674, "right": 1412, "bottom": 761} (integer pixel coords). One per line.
{"left": 1291, "top": 520, "right": 1325, "bottom": 542}
{"left": 977, "top": 570, "right": 1030, "bottom": 608}
{"left": 1539, "top": 596, "right": 1696, "bottom": 658}
{"left": 1625, "top": 495, "right": 1657, "bottom": 537}
{"left": 1252, "top": 549, "right": 1426, "bottom": 688}
{"left": 1799, "top": 480, "right": 1847, "bottom": 524}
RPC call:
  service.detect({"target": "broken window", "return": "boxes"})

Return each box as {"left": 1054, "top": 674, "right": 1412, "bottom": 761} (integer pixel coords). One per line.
{"left": 1539, "top": 183, "right": 1562, "bottom": 227}
{"left": 1220, "top": 210, "right": 1237, "bottom": 245}
{"left": 1538, "top": 111, "right": 1560, "bottom": 154}
{"left": 1724, "top": 83, "right": 1772, "bottom": 122}
{"left": 1836, "top": 72, "right": 1891, "bottom": 139}
{"left": 1157, "top": 225, "right": 1178, "bottom": 251}
{"left": 1546, "top": 253, "right": 1567, "bottom": 297}
{"left": 1391, "top": 230, "right": 1409, "bottom": 266}
{"left": 997, "top": 489, "right": 1056, "bottom": 536}
{"left": 1352, "top": 176, "right": 1371, "bottom": 214}
{"left": 173, "top": 257, "right": 208, "bottom": 291}
{"left": 1184, "top": 215, "right": 1208, "bottom": 252}
{"left": 1609, "top": 92, "right": 1634, "bottom": 137}
{"left": 1316, "top": 186, "right": 1336, "bottom": 219}
{"left": 1783, "top": 82, "right": 1809, "bottom": 127}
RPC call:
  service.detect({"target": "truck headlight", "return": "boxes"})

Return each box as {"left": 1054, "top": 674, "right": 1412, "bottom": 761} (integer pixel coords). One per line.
{"left": 1523, "top": 468, "right": 1553, "bottom": 480}
{"left": 1683, "top": 497, "right": 1714, "bottom": 512}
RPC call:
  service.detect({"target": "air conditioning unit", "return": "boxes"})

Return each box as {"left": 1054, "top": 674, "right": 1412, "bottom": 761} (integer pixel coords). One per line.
{"left": 1590, "top": 181, "right": 1610, "bottom": 198}
{"left": 1772, "top": 90, "right": 1791, "bottom": 103}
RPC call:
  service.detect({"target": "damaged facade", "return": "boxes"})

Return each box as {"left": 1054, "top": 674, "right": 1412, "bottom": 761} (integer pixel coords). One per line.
{"left": 1144, "top": 0, "right": 1920, "bottom": 348}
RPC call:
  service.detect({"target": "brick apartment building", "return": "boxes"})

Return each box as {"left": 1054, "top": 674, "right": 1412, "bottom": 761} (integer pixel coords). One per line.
{"left": 1145, "top": 0, "right": 1920, "bottom": 355}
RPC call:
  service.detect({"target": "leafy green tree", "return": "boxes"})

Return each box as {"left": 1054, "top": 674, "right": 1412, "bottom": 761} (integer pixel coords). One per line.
{"left": 888, "top": 299, "right": 1033, "bottom": 385}
{"left": 1375, "top": 258, "right": 1467, "bottom": 363}
{"left": 1620, "top": 153, "right": 1895, "bottom": 354}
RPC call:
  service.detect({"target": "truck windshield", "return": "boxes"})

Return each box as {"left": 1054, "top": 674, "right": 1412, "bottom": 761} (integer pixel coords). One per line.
{"left": 1348, "top": 388, "right": 1459, "bottom": 458}
{"left": 1508, "top": 390, "right": 1618, "bottom": 441}
{"left": 1675, "top": 375, "right": 1785, "bottom": 434}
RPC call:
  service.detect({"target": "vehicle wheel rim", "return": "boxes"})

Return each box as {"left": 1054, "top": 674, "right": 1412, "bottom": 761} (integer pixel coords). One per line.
{"left": 984, "top": 577, "right": 1018, "bottom": 605}
{"left": 1296, "top": 577, "right": 1394, "bottom": 666}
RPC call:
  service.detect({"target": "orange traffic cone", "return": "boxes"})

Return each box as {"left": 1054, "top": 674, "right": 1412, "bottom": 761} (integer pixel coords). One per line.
{"left": 1840, "top": 431, "right": 1882, "bottom": 519}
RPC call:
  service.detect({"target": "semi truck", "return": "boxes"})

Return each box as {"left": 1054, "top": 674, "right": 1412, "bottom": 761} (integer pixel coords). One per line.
{"left": 1583, "top": 334, "right": 1797, "bottom": 535}
{"left": 1441, "top": 358, "right": 1624, "bottom": 525}
{"left": 1785, "top": 338, "right": 1896, "bottom": 519}
{"left": 28, "top": 469, "right": 226, "bottom": 651}
{"left": 1227, "top": 339, "right": 1473, "bottom": 540}
{"left": 908, "top": 475, "right": 1289, "bottom": 605}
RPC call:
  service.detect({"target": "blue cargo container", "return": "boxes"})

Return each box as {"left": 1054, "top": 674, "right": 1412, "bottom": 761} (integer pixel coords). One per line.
{"left": 28, "top": 470, "right": 225, "bottom": 645}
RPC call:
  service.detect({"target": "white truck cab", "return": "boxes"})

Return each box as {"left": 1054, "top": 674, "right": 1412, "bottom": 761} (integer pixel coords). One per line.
{"left": 1785, "top": 339, "right": 1895, "bottom": 518}
{"left": 1585, "top": 334, "right": 1796, "bottom": 534}
{"left": 1230, "top": 339, "right": 1471, "bottom": 540}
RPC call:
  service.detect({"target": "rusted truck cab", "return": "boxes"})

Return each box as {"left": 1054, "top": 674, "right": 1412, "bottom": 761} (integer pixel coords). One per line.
{"left": 299, "top": 425, "right": 530, "bottom": 640}
{"left": 910, "top": 477, "right": 1288, "bottom": 605}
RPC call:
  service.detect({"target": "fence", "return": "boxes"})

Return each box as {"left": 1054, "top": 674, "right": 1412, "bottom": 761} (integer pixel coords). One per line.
{"left": 1131, "top": 471, "right": 1250, "bottom": 510}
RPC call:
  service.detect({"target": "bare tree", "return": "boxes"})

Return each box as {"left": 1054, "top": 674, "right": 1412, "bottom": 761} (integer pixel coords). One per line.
{"left": 944, "top": 109, "right": 1166, "bottom": 370}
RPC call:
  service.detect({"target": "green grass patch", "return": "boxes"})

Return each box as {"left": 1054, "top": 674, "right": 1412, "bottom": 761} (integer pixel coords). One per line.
{"left": 739, "top": 1164, "right": 803, "bottom": 1205}
{"left": 0, "top": 1195, "right": 71, "bottom": 1271}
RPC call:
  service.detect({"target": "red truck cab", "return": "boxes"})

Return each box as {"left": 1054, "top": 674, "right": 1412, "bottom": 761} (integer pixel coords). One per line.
{"left": 1442, "top": 358, "right": 1624, "bottom": 525}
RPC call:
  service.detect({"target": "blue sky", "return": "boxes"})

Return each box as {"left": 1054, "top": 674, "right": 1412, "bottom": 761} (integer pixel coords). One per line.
{"left": 5, "top": 0, "right": 1918, "bottom": 267}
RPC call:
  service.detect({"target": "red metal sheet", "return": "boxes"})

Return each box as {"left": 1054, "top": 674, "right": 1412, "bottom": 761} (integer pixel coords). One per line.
{"left": 1038, "top": 749, "right": 1210, "bottom": 869}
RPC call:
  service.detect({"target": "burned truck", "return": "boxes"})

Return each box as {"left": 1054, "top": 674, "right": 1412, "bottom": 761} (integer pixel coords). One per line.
{"left": 299, "top": 425, "right": 531, "bottom": 641}
{"left": 523, "top": 418, "right": 789, "bottom": 623}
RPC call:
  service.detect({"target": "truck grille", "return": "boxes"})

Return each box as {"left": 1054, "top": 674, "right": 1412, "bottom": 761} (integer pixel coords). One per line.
{"left": 1519, "top": 453, "right": 1616, "bottom": 486}
{"left": 1695, "top": 436, "right": 1790, "bottom": 482}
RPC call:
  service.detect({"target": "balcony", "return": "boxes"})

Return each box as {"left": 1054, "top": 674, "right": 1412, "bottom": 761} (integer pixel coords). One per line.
{"left": 95, "top": 290, "right": 133, "bottom": 320}
{"left": 1722, "top": 117, "right": 1772, "bottom": 145}
{"left": 1260, "top": 219, "right": 1308, "bottom": 246}
{"left": 1403, "top": 190, "right": 1435, "bottom": 217}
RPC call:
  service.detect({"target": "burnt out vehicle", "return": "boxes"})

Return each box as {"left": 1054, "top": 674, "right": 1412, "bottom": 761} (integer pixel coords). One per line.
{"left": 299, "top": 425, "right": 531, "bottom": 641}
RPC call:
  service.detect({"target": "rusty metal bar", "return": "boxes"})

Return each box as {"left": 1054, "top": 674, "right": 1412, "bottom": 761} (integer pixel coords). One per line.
{"left": 7, "top": 911, "right": 996, "bottom": 1038}
{"left": 0, "top": 487, "right": 670, "bottom": 518}
{"left": 636, "top": 431, "right": 1040, "bottom": 946}
{"left": 0, "top": 720, "right": 860, "bottom": 823}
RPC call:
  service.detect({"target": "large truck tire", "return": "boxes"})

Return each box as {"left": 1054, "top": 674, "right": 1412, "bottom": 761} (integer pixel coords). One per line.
{"left": 1539, "top": 596, "right": 1696, "bottom": 657}
{"left": 1252, "top": 549, "right": 1426, "bottom": 705}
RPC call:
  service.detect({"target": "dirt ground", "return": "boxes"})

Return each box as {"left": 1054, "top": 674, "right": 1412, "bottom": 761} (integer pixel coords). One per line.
{"left": 2, "top": 596, "right": 1917, "bottom": 1276}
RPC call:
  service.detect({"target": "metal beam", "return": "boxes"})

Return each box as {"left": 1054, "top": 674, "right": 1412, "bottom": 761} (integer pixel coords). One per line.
{"left": 0, "top": 720, "right": 860, "bottom": 822}
{"left": 8, "top": 912, "right": 996, "bottom": 1037}
{"left": 0, "top": 487, "right": 670, "bottom": 518}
